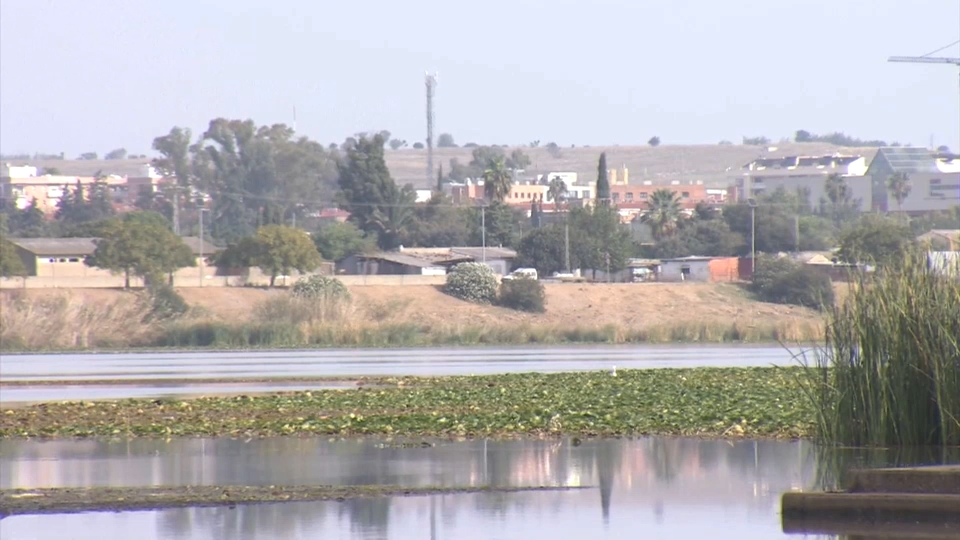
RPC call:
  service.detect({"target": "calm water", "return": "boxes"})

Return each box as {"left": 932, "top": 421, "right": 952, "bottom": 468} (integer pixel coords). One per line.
{"left": 0, "top": 345, "right": 810, "bottom": 403}
{"left": 3, "top": 436, "right": 955, "bottom": 539}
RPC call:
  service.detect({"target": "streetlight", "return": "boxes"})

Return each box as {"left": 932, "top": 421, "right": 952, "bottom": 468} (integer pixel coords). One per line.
{"left": 747, "top": 198, "right": 758, "bottom": 279}
{"left": 198, "top": 207, "right": 208, "bottom": 288}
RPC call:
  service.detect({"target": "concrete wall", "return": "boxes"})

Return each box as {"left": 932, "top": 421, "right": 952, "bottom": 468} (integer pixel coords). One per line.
{"left": 660, "top": 260, "right": 711, "bottom": 282}
{"left": 0, "top": 272, "right": 447, "bottom": 289}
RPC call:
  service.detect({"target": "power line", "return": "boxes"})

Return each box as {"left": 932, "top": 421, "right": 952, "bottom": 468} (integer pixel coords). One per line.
{"left": 920, "top": 39, "right": 960, "bottom": 58}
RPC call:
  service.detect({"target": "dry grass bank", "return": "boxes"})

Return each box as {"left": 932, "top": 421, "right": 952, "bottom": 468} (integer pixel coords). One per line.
{"left": 1, "top": 283, "right": 826, "bottom": 351}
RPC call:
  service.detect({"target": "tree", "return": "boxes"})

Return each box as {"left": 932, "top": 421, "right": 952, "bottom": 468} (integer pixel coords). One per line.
{"left": 0, "top": 239, "right": 27, "bottom": 278}
{"left": 250, "top": 225, "right": 323, "bottom": 287}
{"left": 104, "top": 148, "right": 127, "bottom": 160}
{"left": 313, "top": 221, "right": 375, "bottom": 263}
{"left": 388, "top": 138, "right": 407, "bottom": 150}
{"left": 5, "top": 198, "right": 49, "bottom": 237}
{"left": 337, "top": 134, "right": 416, "bottom": 249}
{"left": 545, "top": 142, "right": 563, "bottom": 158}
{"left": 837, "top": 215, "right": 915, "bottom": 267}
{"left": 436, "top": 164, "right": 444, "bottom": 193}
{"left": 468, "top": 201, "right": 523, "bottom": 248}
{"left": 134, "top": 185, "right": 174, "bottom": 223}
{"left": 648, "top": 136, "right": 661, "bottom": 147}
{"left": 936, "top": 145, "right": 951, "bottom": 153}
{"left": 437, "top": 133, "right": 457, "bottom": 148}
{"left": 820, "top": 173, "right": 859, "bottom": 225}
{"left": 569, "top": 205, "right": 634, "bottom": 278}
{"left": 652, "top": 219, "right": 744, "bottom": 259}
{"left": 795, "top": 130, "right": 813, "bottom": 143}
{"left": 412, "top": 142, "right": 425, "bottom": 149}
{"left": 79, "top": 152, "right": 98, "bottom": 160}
{"left": 41, "top": 167, "right": 61, "bottom": 175}
{"left": 506, "top": 149, "right": 531, "bottom": 170}
{"left": 886, "top": 171, "right": 912, "bottom": 214}
{"left": 515, "top": 226, "right": 570, "bottom": 276}
{"left": 152, "top": 127, "right": 193, "bottom": 235}
{"left": 742, "top": 136, "right": 770, "bottom": 146}
{"left": 55, "top": 180, "right": 116, "bottom": 227}
{"left": 596, "top": 153, "right": 610, "bottom": 203}
{"left": 482, "top": 156, "right": 513, "bottom": 203}
{"left": 407, "top": 193, "right": 471, "bottom": 247}
{"left": 643, "top": 189, "right": 681, "bottom": 239}
{"left": 547, "top": 176, "right": 568, "bottom": 206}
{"left": 85, "top": 213, "right": 194, "bottom": 288}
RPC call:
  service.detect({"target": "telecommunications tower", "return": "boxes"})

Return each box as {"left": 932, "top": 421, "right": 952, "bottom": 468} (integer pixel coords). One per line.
{"left": 425, "top": 72, "right": 438, "bottom": 183}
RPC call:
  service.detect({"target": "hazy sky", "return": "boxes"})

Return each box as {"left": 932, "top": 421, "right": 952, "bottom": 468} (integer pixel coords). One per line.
{"left": 2, "top": 0, "right": 959, "bottom": 156}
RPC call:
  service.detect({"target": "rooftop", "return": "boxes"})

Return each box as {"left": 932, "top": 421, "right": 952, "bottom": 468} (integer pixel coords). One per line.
{"left": 743, "top": 154, "right": 863, "bottom": 171}
{"left": 361, "top": 246, "right": 518, "bottom": 267}
{"left": 9, "top": 236, "right": 220, "bottom": 257}
{"left": 871, "top": 147, "right": 960, "bottom": 174}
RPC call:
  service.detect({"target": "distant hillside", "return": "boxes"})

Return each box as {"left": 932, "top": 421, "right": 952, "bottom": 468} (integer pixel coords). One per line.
{"left": 9, "top": 142, "right": 881, "bottom": 189}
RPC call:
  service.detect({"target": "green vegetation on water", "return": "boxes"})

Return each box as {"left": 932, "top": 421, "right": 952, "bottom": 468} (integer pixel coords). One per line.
{"left": 0, "top": 485, "right": 580, "bottom": 516}
{"left": 0, "top": 367, "right": 815, "bottom": 439}
{"left": 798, "top": 253, "right": 960, "bottom": 447}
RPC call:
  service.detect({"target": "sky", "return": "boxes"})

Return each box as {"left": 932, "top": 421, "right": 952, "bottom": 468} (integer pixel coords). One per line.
{"left": 1, "top": 0, "right": 959, "bottom": 157}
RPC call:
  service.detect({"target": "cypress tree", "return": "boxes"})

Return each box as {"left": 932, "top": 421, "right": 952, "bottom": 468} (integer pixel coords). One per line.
{"left": 596, "top": 152, "right": 610, "bottom": 204}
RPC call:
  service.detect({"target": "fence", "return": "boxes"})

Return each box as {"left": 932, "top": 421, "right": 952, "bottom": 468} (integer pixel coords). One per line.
{"left": 0, "top": 272, "right": 448, "bottom": 290}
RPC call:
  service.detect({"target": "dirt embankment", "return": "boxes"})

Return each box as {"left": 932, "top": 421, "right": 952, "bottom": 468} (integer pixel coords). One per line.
{"left": 21, "top": 282, "right": 822, "bottom": 330}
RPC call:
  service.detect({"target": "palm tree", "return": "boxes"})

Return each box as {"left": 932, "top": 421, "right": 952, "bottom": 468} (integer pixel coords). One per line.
{"left": 547, "top": 176, "right": 568, "bottom": 209}
{"left": 886, "top": 171, "right": 912, "bottom": 214}
{"left": 823, "top": 173, "right": 854, "bottom": 225}
{"left": 643, "top": 189, "right": 681, "bottom": 239}
{"left": 368, "top": 184, "right": 415, "bottom": 249}
{"left": 482, "top": 156, "right": 513, "bottom": 203}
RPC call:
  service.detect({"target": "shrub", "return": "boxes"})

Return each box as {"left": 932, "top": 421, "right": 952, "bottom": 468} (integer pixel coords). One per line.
{"left": 499, "top": 278, "right": 546, "bottom": 313}
{"left": 144, "top": 284, "right": 189, "bottom": 322}
{"left": 292, "top": 275, "right": 351, "bottom": 303}
{"left": 444, "top": 262, "right": 498, "bottom": 304}
{"left": 750, "top": 255, "right": 834, "bottom": 310}
{"left": 270, "top": 275, "right": 353, "bottom": 324}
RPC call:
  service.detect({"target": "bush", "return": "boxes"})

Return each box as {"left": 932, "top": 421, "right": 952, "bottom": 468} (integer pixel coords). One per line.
{"left": 276, "top": 275, "right": 353, "bottom": 324}
{"left": 498, "top": 278, "right": 546, "bottom": 313}
{"left": 144, "top": 284, "right": 189, "bottom": 322}
{"left": 750, "top": 255, "right": 834, "bottom": 310}
{"left": 292, "top": 275, "right": 351, "bottom": 303}
{"left": 444, "top": 262, "right": 498, "bottom": 304}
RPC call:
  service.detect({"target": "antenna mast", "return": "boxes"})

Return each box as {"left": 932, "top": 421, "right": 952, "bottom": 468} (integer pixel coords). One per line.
{"left": 425, "top": 72, "right": 438, "bottom": 183}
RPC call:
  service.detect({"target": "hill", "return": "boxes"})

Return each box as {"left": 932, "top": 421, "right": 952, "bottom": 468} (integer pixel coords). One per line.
{"left": 11, "top": 142, "right": 881, "bottom": 189}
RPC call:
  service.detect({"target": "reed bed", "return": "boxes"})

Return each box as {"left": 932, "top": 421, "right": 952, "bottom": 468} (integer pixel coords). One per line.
{"left": 798, "top": 252, "right": 960, "bottom": 447}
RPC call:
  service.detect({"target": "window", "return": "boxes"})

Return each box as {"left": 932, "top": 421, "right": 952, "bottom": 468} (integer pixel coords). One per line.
{"left": 640, "top": 192, "right": 648, "bottom": 200}
{"left": 612, "top": 193, "right": 620, "bottom": 202}
{"left": 68, "top": 258, "right": 79, "bottom": 263}
{"left": 681, "top": 192, "right": 690, "bottom": 199}
{"left": 625, "top": 192, "right": 634, "bottom": 201}
{"left": 59, "top": 258, "right": 67, "bottom": 263}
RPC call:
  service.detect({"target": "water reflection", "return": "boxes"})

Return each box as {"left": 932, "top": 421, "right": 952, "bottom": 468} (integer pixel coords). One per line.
{"left": 1, "top": 437, "right": 955, "bottom": 540}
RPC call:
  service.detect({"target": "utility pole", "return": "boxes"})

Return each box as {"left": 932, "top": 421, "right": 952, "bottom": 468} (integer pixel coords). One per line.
{"left": 481, "top": 204, "right": 487, "bottom": 263}
{"left": 564, "top": 223, "right": 571, "bottom": 274}
{"left": 198, "top": 207, "right": 207, "bottom": 288}
{"left": 747, "top": 197, "right": 757, "bottom": 281}
{"left": 172, "top": 186, "right": 181, "bottom": 236}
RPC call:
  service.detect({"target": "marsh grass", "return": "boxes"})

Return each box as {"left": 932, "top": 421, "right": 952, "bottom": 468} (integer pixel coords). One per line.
{"left": 797, "top": 252, "right": 960, "bottom": 447}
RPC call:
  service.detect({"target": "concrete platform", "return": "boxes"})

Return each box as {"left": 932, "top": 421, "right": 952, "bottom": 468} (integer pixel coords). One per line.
{"left": 781, "top": 466, "right": 960, "bottom": 535}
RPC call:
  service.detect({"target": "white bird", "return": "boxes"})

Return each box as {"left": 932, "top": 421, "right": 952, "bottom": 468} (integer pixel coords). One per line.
{"left": 610, "top": 365, "right": 617, "bottom": 377}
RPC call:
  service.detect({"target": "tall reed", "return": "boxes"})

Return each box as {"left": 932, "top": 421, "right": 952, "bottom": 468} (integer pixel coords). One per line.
{"left": 799, "top": 251, "right": 960, "bottom": 447}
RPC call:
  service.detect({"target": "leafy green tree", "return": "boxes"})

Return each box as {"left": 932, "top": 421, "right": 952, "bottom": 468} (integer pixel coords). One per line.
{"left": 648, "top": 136, "right": 661, "bottom": 147}
{"left": 498, "top": 278, "right": 545, "bottom": 313}
{"left": 0, "top": 238, "right": 27, "bottom": 277}
{"left": 886, "top": 171, "right": 912, "bottom": 213}
{"left": 837, "top": 214, "right": 915, "bottom": 267}
{"left": 596, "top": 153, "right": 610, "bottom": 203}
{"left": 468, "top": 201, "right": 523, "bottom": 248}
{"left": 55, "top": 180, "right": 115, "bottom": 227}
{"left": 749, "top": 255, "right": 834, "bottom": 310}
{"left": 570, "top": 205, "right": 633, "bottom": 278}
{"left": 4, "top": 199, "right": 49, "bottom": 237}
{"left": 313, "top": 221, "right": 376, "bottom": 262}
{"left": 507, "top": 149, "right": 531, "bottom": 170}
{"left": 250, "top": 225, "right": 323, "bottom": 287}
{"left": 85, "top": 213, "right": 194, "bottom": 288}
{"left": 41, "top": 167, "right": 61, "bottom": 175}
{"left": 134, "top": 185, "right": 174, "bottom": 223}
{"left": 437, "top": 133, "right": 456, "bottom": 148}
{"left": 337, "top": 134, "right": 416, "bottom": 249}
{"left": 104, "top": 148, "right": 127, "bottom": 160}
{"left": 820, "top": 173, "right": 860, "bottom": 225}
{"left": 407, "top": 194, "right": 471, "bottom": 247}
{"left": 515, "top": 226, "right": 570, "bottom": 276}
{"left": 652, "top": 219, "right": 744, "bottom": 258}
{"left": 482, "top": 156, "right": 513, "bottom": 203}
{"left": 152, "top": 127, "right": 193, "bottom": 234}
{"left": 547, "top": 176, "right": 568, "bottom": 206}
{"left": 643, "top": 189, "right": 681, "bottom": 239}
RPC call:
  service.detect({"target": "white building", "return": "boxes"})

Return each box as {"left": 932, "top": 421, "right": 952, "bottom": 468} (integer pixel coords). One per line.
{"left": 733, "top": 154, "right": 870, "bottom": 211}
{"left": 866, "top": 147, "right": 960, "bottom": 213}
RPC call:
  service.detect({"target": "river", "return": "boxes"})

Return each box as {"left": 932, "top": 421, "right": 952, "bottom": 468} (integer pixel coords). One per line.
{"left": 0, "top": 344, "right": 813, "bottom": 403}
{"left": 2, "top": 436, "right": 954, "bottom": 539}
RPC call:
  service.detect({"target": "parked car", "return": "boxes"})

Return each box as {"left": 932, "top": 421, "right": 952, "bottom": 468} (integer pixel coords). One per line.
{"left": 503, "top": 268, "right": 538, "bottom": 280}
